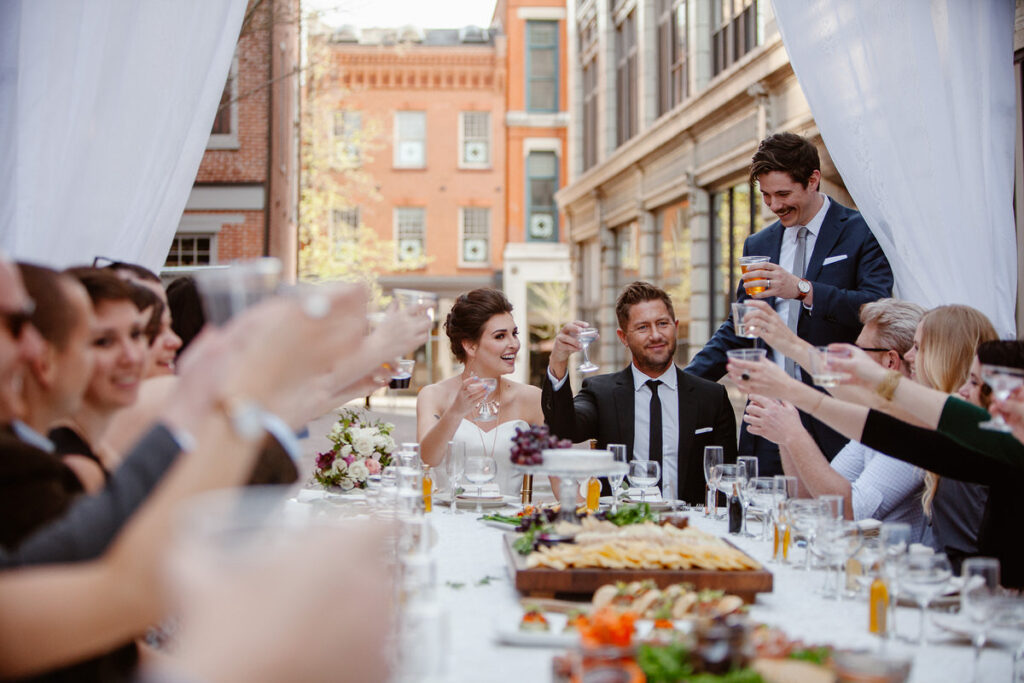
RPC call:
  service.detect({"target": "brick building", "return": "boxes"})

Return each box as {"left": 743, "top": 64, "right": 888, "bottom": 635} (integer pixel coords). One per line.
{"left": 165, "top": 0, "right": 300, "bottom": 280}
{"left": 306, "top": 1, "right": 573, "bottom": 384}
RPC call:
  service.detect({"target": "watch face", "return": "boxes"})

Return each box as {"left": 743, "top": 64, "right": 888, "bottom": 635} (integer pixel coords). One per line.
{"left": 798, "top": 280, "right": 811, "bottom": 293}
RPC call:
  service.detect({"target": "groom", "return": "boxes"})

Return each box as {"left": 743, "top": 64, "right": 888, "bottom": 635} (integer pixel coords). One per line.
{"left": 541, "top": 282, "right": 736, "bottom": 505}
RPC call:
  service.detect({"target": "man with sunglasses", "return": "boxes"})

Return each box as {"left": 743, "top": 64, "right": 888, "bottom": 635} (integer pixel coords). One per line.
{"left": 741, "top": 298, "right": 928, "bottom": 534}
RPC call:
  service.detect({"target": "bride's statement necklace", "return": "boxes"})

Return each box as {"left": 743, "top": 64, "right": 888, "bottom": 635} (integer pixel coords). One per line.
{"left": 474, "top": 378, "right": 502, "bottom": 461}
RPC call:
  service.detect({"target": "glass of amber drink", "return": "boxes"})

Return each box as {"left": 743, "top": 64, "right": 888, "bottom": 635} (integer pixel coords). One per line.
{"left": 739, "top": 256, "right": 771, "bottom": 296}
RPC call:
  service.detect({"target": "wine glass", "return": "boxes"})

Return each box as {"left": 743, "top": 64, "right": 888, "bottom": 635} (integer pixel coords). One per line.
{"left": 978, "top": 364, "right": 1024, "bottom": 431}
{"left": 961, "top": 557, "right": 1001, "bottom": 681}
{"left": 577, "top": 326, "right": 600, "bottom": 373}
{"left": 463, "top": 453, "right": 497, "bottom": 514}
{"left": 714, "top": 464, "right": 741, "bottom": 505}
{"left": 900, "top": 553, "right": 952, "bottom": 646}
{"left": 880, "top": 522, "right": 912, "bottom": 641}
{"left": 445, "top": 440, "right": 466, "bottom": 515}
{"left": 474, "top": 377, "right": 498, "bottom": 422}
{"left": 627, "top": 460, "right": 660, "bottom": 504}
{"left": 607, "top": 444, "right": 628, "bottom": 512}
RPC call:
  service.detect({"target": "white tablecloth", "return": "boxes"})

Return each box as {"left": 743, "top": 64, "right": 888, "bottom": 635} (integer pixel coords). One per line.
{"left": 290, "top": 491, "right": 1014, "bottom": 682}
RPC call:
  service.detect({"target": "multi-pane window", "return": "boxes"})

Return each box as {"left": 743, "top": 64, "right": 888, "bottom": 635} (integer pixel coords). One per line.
{"left": 526, "top": 152, "right": 558, "bottom": 242}
{"left": 709, "top": 183, "right": 763, "bottom": 324}
{"left": 615, "top": 11, "right": 638, "bottom": 146}
{"left": 657, "top": 0, "right": 689, "bottom": 115}
{"left": 332, "top": 111, "right": 362, "bottom": 167}
{"left": 712, "top": 0, "right": 759, "bottom": 77}
{"left": 395, "top": 207, "right": 426, "bottom": 263}
{"left": 331, "top": 207, "right": 360, "bottom": 248}
{"left": 527, "top": 21, "right": 559, "bottom": 112}
{"left": 165, "top": 234, "right": 214, "bottom": 267}
{"left": 459, "top": 112, "right": 490, "bottom": 167}
{"left": 460, "top": 207, "right": 491, "bottom": 264}
{"left": 394, "top": 111, "right": 426, "bottom": 168}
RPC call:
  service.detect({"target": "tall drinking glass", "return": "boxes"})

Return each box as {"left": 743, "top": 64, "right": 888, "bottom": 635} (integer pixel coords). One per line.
{"left": 734, "top": 458, "right": 756, "bottom": 536}
{"left": 577, "top": 327, "right": 600, "bottom": 373}
{"left": 880, "top": 522, "right": 912, "bottom": 641}
{"left": 961, "top": 557, "right": 1001, "bottom": 681}
{"left": 463, "top": 454, "right": 496, "bottom": 514}
{"left": 731, "top": 302, "right": 759, "bottom": 339}
{"left": 818, "top": 494, "right": 844, "bottom": 521}
{"left": 703, "top": 446, "right": 724, "bottom": 517}
{"left": 444, "top": 441, "right": 466, "bottom": 515}
{"left": 788, "top": 499, "right": 827, "bottom": 571}
{"left": 901, "top": 553, "right": 952, "bottom": 646}
{"left": 607, "top": 444, "right": 628, "bottom": 512}
{"left": 808, "top": 346, "right": 852, "bottom": 387}
{"left": 748, "top": 477, "right": 777, "bottom": 541}
{"left": 628, "top": 460, "right": 661, "bottom": 504}
{"left": 978, "top": 365, "right": 1024, "bottom": 431}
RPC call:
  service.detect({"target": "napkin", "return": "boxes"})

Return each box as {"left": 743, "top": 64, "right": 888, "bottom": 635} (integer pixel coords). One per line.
{"left": 625, "top": 487, "right": 663, "bottom": 501}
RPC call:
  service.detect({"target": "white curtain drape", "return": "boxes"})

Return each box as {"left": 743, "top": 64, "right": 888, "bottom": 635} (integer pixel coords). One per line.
{"left": 772, "top": 0, "right": 1018, "bottom": 337}
{"left": 0, "top": 0, "right": 247, "bottom": 273}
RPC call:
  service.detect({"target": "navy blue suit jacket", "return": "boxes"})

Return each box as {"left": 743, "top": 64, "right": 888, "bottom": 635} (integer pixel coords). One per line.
{"left": 685, "top": 197, "right": 893, "bottom": 472}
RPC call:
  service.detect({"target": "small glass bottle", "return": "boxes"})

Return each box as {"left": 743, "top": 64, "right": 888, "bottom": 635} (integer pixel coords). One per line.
{"left": 586, "top": 477, "right": 601, "bottom": 512}
{"left": 869, "top": 575, "right": 889, "bottom": 635}
{"left": 728, "top": 483, "right": 742, "bottom": 534}
{"left": 421, "top": 465, "right": 433, "bottom": 513}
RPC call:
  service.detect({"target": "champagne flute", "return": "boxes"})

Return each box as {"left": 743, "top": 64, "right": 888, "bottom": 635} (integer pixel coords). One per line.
{"left": 961, "top": 557, "right": 1001, "bottom": 681}
{"left": 445, "top": 440, "right": 466, "bottom": 515}
{"left": 474, "top": 377, "right": 498, "bottom": 422}
{"left": 736, "top": 456, "right": 757, "bottom": 537}
{"left": 900, "top": 553, "right": 952, "bottom": 646}
{"left": 463, "top": 453, "right": 497, "bottom": 514}
{"left": 577, "top": 326, "right": 600, "bottom": 373}
{"left": 703, "top": 446, "right": 724, "bottom": 516}
{"left": 607, "top": 444, "right": 628, "bottom": 512}
{"left": 627, "top": 460, "right": 660, "bottom": 504}
{"left": 978, "top": 365, "right": 1024, "bottom": 431}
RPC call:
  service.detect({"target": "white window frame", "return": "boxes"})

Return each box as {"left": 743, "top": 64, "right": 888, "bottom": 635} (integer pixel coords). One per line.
{"left": 208, "top": 55, "right": 239, "bottom": 150}
{"left": 165, "top": 233, "right": 218, "bottom": 267}
{"left": 458, "top": 207, "right": 491, "bottom": 267}
{"left": 332, "top": 110, "right": 362, "bottom": 168}
{"left": 458, "top": 112, "right": 491, "bottom": 169}
{"left": 393, "top": 207, "right": 426, "bottom": 264}
{"left": 393, "top": 111, "right": 426, "bottom": 168}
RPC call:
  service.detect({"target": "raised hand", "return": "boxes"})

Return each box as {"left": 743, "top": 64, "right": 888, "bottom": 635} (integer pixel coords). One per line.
{"left": 549, "top": 320, "right": 592, "bottom": 379}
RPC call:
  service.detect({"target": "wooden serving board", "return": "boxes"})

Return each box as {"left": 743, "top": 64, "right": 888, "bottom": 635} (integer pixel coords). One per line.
{"left": 503, "top": 533, "right": 773, "bottom": 603}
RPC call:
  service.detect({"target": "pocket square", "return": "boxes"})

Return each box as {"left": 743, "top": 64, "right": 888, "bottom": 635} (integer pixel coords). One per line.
{"left": 822, "top": 254, "right": 848, "bottom": 266}
{"left": 694, "top": 427, "right": 713, "bottom": 435}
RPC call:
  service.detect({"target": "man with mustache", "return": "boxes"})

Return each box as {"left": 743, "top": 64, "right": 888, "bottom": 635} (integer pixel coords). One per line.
{"left": 542, "top": 282, "right": 736, "bottom": 505}
{"left": 686, "top": 132, "right": 894, "bottom": 476}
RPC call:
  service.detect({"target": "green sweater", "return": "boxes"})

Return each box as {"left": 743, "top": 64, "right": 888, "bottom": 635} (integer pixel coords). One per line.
{"left": 938, "top": 396, "right": 1024, "bottom": 470}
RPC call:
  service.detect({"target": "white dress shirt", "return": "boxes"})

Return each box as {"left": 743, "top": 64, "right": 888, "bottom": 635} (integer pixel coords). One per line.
{"left": 773, "top": 195, "right": 829, "bottom": 368}
{"left": 547, "top": 364, "right": 681, "bottom": 499}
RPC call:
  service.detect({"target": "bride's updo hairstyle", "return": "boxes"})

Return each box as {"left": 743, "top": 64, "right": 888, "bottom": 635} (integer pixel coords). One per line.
{"left": 444, "top": 288, "right": 513, "bottom": 362}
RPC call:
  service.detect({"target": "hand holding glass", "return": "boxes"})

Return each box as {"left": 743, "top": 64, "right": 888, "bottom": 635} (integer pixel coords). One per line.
{"left": 978, "top": 365, "right": 1024, "bottom": 432}
{"left": 474, "top": 377, "right": 499, "bottom": 422}
{"left": 577, "top": 327, "right": 600, "bottom": 373}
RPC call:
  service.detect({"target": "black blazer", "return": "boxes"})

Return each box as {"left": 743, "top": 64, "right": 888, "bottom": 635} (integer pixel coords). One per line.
{"left": 541, "top": 365, "right": 737, "bottom": 505}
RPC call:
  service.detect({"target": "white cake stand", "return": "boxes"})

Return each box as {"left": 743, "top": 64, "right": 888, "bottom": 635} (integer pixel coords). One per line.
{"left": 511, "top": 457, "right": 628, "bottom": 525}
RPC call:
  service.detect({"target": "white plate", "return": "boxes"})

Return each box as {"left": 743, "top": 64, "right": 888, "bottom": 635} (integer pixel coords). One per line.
{"left": 455, "top": 495, "right": 516, "bottom": 510}
{"left": 931, "top": 612, "right": 1022, "bottom": 649}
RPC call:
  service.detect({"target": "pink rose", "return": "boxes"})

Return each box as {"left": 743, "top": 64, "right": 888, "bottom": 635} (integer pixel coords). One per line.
{"left": 343, "top": 454, "right": 356, "bottom": 465}
{"left": 365, "top": 459, "right": 381, "bottom": 475}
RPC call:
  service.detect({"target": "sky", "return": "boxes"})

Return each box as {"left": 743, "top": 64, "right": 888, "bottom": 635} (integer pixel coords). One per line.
{"left": 305, "top": 0, "right": 498, "bottom": 29}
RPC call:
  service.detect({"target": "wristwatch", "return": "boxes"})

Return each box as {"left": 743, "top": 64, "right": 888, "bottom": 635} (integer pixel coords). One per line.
{"left": 796, "top": 278, "right": 812, "bottom": 301}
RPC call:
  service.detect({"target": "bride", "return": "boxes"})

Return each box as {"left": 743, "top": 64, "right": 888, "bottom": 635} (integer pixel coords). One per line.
{"left": 417, "top": 288, "right": 544, "bottom": 496}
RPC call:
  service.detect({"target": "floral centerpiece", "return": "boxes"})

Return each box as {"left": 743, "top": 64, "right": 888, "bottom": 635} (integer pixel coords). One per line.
{"left": 313, "top": 408, "right": 396, "bottom": 491}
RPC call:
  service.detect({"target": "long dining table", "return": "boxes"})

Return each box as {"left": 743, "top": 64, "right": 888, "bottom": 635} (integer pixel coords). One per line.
{"left": 289, "top": 488, "right": 1014, "bottom": 682}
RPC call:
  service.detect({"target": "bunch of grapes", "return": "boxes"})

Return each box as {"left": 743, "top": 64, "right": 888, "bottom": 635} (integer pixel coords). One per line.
{"left": 509, "top": 424, "right": 571, "bottom": 465}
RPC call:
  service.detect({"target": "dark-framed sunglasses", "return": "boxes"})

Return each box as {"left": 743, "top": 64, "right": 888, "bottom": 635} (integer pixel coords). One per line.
{"left": 0, "top": 299, "right": 35, "bottom": 338}
{"left": 856, "top": 345, "right": 904, "bottom": 360}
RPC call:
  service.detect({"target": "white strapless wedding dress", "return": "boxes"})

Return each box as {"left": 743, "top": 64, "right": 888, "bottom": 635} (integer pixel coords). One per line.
{"left": 452, "top": 418, "right": 529, "bottom": 497}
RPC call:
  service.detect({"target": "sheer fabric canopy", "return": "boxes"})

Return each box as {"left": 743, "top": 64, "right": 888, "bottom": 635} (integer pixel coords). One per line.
{"left": 772, "top": 0, "right": 1018, "bottom": 336}
{"left": 0, "top": 0, "right": 247, "bottom": 273}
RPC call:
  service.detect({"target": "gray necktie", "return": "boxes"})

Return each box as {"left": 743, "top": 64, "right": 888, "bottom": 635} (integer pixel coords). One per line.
{"left": 785, "top": 226, "right": 809, "bottom": 378}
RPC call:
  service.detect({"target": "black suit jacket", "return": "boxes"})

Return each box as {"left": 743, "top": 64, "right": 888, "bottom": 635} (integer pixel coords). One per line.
{"left": 686, "top": 198, "right": 893, "bottom": 473}
{"left": 541, "top": 365, "right": 737, "bottom": 505}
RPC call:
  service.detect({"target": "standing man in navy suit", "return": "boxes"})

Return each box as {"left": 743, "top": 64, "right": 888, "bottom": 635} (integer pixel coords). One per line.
{"left": 542, "top": 282, "right": 736, "bottom": 505}
{"left": 686, "top": 132, "right": 893, "bottom": 476}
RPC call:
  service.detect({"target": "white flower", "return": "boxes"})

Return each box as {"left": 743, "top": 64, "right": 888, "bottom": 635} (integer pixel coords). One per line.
{"left": 348, "top": 461, "right": 369, "bottom": 482}
{"left": 339, "top": 444, "right": 353, "bottom": 458}
{"left": 352, "top": 432, "right": 375, "bottom": 457}
{"left": 331, "top": 458, "right": 349, "bottom": 475}
{"left": 330, "top": 422, "right": 344, "bottom": 437}
{"left": 338, "top": 476, "right": 356, "bottom": 491}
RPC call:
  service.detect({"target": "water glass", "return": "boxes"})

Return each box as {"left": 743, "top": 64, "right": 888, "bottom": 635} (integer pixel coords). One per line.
{"left": 731, "top": 302, "right": 759, "bottom": 338}
{"left": 726, "top": 348, "right": 768, "bottom": 363}
{"left": 577, "top": 326, "right": 600, "bottom": 373}
{"left": 818, "top": 493, "right": 844, "bottom": 521}
{"left": 392, "top": 288, "right": 439, "bottom": 321}
{"left": 464, "top": 454, "right": 497, "bottom": 514}
{"left": 817, "top": 520, "right": 863, "bottom": 600}
{"left": 788, "top": 498, "right": 828, "bottom": 571}
{"left": 444, "top": 441, "right": 466, "bottom": 514}
{"left": 628, "top": 460, "right": 661, "bottom": 504}
{"left": 900, "top": 553, "right": 952, "bottom": 645}
{"left": 961, "top": 557, "right": 1001, "bottom": 681}
{"left": 808, "top": 346, "right": 852, "bottom": 388}
{"left": 607, "top": 444, "right": 628, "bottom": 512}
{"left": 880, "top": 522, "right": 912, "bottom": 640}
{"left": 194, "top": 257, "right": 283, "bottom": 325}
{"left": 748, "top": 477, "right": 777, "bottom": 541}
{"left": 775, "top": 474, "right": 799, "bottom": 499}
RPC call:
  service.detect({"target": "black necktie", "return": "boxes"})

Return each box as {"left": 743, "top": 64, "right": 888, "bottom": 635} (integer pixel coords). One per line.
{"left": 646, "top": 379, "right": 662, "bottom": 466}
